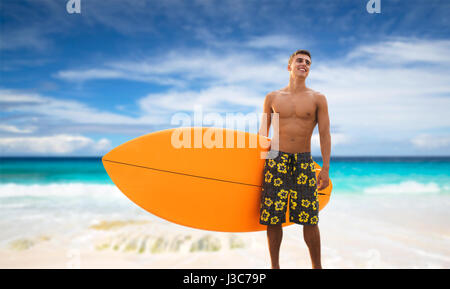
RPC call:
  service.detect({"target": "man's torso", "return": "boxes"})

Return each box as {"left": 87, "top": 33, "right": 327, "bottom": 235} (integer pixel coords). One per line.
{"left": 270, "top": 87, "right": 318, "bottom": 153}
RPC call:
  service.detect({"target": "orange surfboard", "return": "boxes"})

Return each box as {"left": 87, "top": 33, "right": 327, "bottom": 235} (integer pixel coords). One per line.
{"left": 102, "top": 127, "right": 332, "bottom": 232}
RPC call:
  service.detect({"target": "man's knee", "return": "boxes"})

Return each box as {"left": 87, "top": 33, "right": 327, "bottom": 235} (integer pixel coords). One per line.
{"left": 266, "top": 224, "right": 282, "bottom": 234}
{"left": 267, "top": 224, "right": 282, "bottom": 229}
{"left": 303, "top": 224, "right": 320, "bottom": 242}
{"left": 303, "top": 224, "right": 319, "bottom": 232}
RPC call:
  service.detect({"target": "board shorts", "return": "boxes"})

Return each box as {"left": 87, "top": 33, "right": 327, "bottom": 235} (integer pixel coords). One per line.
{"left": 259, "top": 150, "right": 319, "bottom": 226}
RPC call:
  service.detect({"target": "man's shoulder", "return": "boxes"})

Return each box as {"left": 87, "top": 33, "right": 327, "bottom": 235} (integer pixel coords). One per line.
{"left": 264, "top": 89, "right": 282, "bottom": 103}
{"left": 308, "top": 88, "right": 327, "bottom": 104}
{"left": 267, "top": 88, "right": 289, "bottom": 99}
{"left": 267, "top": 89, "right": 285, "bottom": 96}
{"left": 308, "top": 88, "right": 326, "bottom": 98}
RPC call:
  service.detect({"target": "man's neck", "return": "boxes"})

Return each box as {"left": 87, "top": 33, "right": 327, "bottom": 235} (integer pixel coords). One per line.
{"left": 287, "top": 76, "right": 307, "bottom": 93}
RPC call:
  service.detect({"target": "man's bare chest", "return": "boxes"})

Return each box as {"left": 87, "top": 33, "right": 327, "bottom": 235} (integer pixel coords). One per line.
{"left": 272, "top": 94, "right": 317, "bottom": 121}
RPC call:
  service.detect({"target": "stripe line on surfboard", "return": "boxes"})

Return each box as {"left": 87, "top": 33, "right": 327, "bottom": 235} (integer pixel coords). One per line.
{"left": 103, "top": 159, "right": 261, "bottom": 188}
{"left": 103, "top": 159, "right": 327, "bottom": 195}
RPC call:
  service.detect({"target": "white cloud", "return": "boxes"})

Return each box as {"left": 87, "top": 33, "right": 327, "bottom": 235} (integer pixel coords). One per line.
{"left": 245, "top": 34, "right": 306, "bottom": 49}
{"left": 56, "top": 49, "right": 287, "bottom": 88}
{"left": 0, "top": 134, "right": 111, "bottom": 155}
{"left": 0, "top": 27, "right": 50, "bottom": 51}
{"left": 0, "top": 89, "right": 166, "bottom": 126}
{"left": 55, "top": 68, "right": 185, "bottom": 87}
{"left": 0, "top": 90, "right": 45, "bottom": 103}
{"left": 0, "top": 124, "right": 36, "bottom": 134}
{"left": 347, "top": 38, "right": 450, "bottom": 65}
{"left": 138, "top": 85, "right": 263, "bottom": 113}
{"left": 311, "top": 133, "right": 349, "bottom": 149}
{"left": 93, "top": 138, "right": 113, "bottom": 152}
{"left": 411, "top": 134, "right": 450, "bottom": 149}
{"left": 195, "top": 32, "right": 310, "bottom": 51}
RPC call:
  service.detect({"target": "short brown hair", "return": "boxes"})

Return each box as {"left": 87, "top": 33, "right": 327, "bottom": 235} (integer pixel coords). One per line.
{"left": 288, "top": 49, "right": 311, "bottom": 65}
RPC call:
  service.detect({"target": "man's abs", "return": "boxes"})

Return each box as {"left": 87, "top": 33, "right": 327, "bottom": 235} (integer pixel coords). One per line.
{"left": 270, "top": 120, "right": 315, "bottom": 153}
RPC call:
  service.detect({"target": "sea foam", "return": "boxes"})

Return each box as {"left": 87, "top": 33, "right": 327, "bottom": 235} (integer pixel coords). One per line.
{"left": 0, "top": 183, "right": 121, "bottom": 199}
{"left": 363, "top": 181, "right": 442, "bottom": 195}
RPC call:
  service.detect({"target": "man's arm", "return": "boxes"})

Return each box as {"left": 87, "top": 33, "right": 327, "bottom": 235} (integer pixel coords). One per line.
{"left": 258, "top": 92, "right": 274, "bottom": 137}
{"left": 316, "top": 93, "right": 331, "bottom": 173}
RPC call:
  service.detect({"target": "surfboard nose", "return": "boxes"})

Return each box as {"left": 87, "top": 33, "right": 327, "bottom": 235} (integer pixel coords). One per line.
{"left": 102, "top": 148, "right": 114, "bottom": 162}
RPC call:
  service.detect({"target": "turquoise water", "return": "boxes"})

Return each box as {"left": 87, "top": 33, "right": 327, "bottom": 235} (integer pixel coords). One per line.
{"left": 0, "top": 157, "right": 111, "bottom": 184}
{"left": 1, "top": 157, "right": 450, "bottom": 194}
{"left": 328, "top": 157, "right": 450, "bottom": 194}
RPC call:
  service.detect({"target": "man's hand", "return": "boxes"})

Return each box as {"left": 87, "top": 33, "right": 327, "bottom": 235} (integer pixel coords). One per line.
{"left": 317, "top": 169, "right": 329, "bottom": 190}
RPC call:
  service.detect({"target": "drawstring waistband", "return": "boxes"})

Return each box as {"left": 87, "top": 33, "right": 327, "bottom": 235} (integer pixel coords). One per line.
{"left": 271, "top": 151, "right": 312, "bottom": 176}
{"left": 268, "top": 150, "right": 312, "bottom": 161}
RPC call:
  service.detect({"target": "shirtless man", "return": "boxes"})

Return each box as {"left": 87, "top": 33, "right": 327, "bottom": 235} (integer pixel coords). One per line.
{"left": 258, "top": 50, "right": 331, "bottom": 269}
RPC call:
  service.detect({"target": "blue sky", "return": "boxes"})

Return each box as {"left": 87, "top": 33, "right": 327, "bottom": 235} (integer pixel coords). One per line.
{"left": 1, "top": 0, "right": 450, "bottom": 156}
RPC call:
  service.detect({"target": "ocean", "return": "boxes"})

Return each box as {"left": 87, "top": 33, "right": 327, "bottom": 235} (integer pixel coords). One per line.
{"left": 2, "top": 156, "right": 449, "bottom": 191}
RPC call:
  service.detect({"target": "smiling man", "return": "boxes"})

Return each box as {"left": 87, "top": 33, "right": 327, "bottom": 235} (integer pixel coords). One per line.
{"left": 258, "top": 49, "right": 331, "bottom": 269}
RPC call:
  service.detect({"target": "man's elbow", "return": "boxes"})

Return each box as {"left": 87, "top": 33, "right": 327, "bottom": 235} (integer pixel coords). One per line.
{"left": 318, "top": 126, "right": 331, "bottom": 139}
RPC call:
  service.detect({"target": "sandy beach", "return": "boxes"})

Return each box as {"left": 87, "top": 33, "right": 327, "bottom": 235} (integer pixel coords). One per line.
{"left": 1, "top": 194, "right": 449, "bottom": 269}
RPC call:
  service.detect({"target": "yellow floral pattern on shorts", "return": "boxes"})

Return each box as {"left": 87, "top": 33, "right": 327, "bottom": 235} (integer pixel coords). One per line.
{"left": 301, "top": 199, "right": 311, "bottom": 208}
{"left": 273, "top": 178, "right": 283, "bottom": 187}
{"left": 274, "top": 200, "right": 286, "bottom": 211}
{"left": 297, "top": 173, "right": 308, "bottom": 185}
{"left": 277, "top": 189, "right": 289, "bottom": 199}
{"left": 299, "top": 211, "right": 309, "bottom": 223}
{"left": 270, "top": 216, "right": 279, "bottom": 225}
{"left": 260, "top": 151, "right": 319, "bottom": 226}
{"left": 268, "top": 159, "right": 276, "bottom": 168}
{"left": 265, "top": 171, "right": 273, "bottom": 183}
{"left": 261, "top": 209, "right": 270, "bottom": 222}
{"left": 277, "top": 163, "right": 287, "bottom": 174}
{"left": 290, "top": 200, "right": 297, "bottom": 210}
{"left": 290, "top": 189, "right": 297, "bottom": 199}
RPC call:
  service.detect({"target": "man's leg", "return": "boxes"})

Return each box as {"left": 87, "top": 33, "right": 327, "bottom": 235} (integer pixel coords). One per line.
{"left": 303, "top": 224, "right": 322, "bottom": 269}
{"left": 267, "top": 224, "right": 283, "bottom": 269}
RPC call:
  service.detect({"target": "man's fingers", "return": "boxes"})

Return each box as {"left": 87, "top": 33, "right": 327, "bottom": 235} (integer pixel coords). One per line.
{"left": 317, "top": 178, "right": 323, "bottom": 190}
{"left": 316, "top": 171, "right": 329, "bottom": 190}
{"left": 317, "top": 178, "right": 329, "bottom": 190}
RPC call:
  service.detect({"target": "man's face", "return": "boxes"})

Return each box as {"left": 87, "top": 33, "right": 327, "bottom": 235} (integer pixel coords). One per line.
{"left": 288, "top": 54, "right": 311, "bottom": 78}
